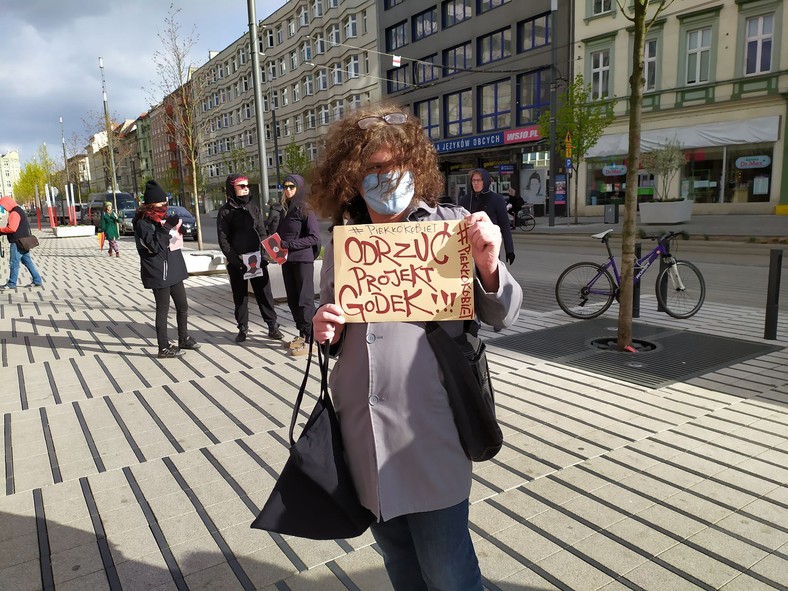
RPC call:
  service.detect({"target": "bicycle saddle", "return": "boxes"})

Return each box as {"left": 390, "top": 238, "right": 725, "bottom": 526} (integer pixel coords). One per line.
{"left": 592, "top": 230, "right": 614, "bottom": 240}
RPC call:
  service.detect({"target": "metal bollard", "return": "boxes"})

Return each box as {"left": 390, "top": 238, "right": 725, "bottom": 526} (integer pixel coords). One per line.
{"left": 633, "top": 243, "right": 641, "bottom": 318}
{"left": 764, "top": 249, "right": 782, "bottom": 340}
{"left": 656, "top": 256, "right": 667, "bottom": 313}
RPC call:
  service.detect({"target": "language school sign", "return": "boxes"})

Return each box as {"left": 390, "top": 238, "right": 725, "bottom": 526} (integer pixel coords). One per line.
{"left": 434, "top": 125, "right": 541, "bottom": 154}
{"left": 333, "top": 220, "right": 474, "bottom": 323}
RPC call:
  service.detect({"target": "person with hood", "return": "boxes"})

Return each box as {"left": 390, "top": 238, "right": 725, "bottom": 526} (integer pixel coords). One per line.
{"left": 276, "top": 174, "right": 321, "bottom": 356}
{"left": 133, "top": 180, "right": 201, "bottom": 358}
{"left": 101, "top": 201, "right": 121, "bottom": 257}
{"left": 217, "top": 173, "right": 283, "bottom": 344}
{"left": 265, "top": 196, "right": 284, "bottom": 236}
{"left": 459, "top": 169, "right": 515, "bottom": 264}
{"left": 0, "top": 196, "right": 44, "bottom": 289}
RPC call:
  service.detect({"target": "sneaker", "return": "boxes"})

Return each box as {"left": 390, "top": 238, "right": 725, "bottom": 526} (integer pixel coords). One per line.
{"left": 268, "top": 325, "right": 284, "bottom": 340}
{"left": 290, "top": 343, "right": 309, "bottom": 357}
{"left": 287, "top": 336, "right": 305, "bottom": 350}
{"left": 25, "top": 282, "right": 43, "bottom": 288}
{"left": 158, "top": 345, "right": 184, "bottom": 359}
{"left": 0, "top": 284, "right": 13, "bottom": 290}
{"left": 235, "top": 330, "right": 248, "bottom": 343}
{"left": 178, "top": 335, "right": 201, "bottom": 350}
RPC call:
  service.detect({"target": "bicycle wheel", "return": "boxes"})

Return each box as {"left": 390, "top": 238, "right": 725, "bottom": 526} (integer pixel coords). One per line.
{"left": 655, "top": 260, "right": 705, "bottom": 319}
{"left": 555, "top": 263, "right": 616, "bottom": 319}
{"left": 520, "top": 214, "right": 536, "bottom": 232}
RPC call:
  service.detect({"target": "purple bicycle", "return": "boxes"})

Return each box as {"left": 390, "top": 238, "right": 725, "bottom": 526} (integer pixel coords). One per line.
{"left": 555, "top": 229, "right": 705, "bottom": 319}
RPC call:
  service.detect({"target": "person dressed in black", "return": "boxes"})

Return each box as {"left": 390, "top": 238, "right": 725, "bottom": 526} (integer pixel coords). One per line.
{"left": 276, "top": 174, "right": 321, "bottom": 356}
{"left": 217, "top": 174, "right": 283, "bottom": 343}
{"left": 459, "top": 169, "right": 515, "bottom": 264}
{"left": 133, "top": 180, "right": 200, "bottom": 358}
{"left": 265, "top": 196, "right": 284, "bottom": 236}
{"left": 507, "top": 187, "right": 526, "bottom": 229}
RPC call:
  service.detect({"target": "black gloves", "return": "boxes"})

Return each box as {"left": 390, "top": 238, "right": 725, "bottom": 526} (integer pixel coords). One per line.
{"left": 506, "top": 252, "right": 515, "bottom": 265}
{"left": 164, "top": 214, "right": 180, "bottom": 229}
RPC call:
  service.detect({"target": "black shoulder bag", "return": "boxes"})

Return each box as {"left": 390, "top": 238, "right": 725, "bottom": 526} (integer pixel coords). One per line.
{"left": 425, "top": 320, "right": 503, "bottom": 462}
{"left": 251, "top": 339, "right": 374, "bottom": 539}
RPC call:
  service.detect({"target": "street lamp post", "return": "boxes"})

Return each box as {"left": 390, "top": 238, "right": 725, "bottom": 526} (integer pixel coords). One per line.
{"left": 548, "top": 0, "right": 558, "bottom": 227}
{"left": 99, "top": 57, "right": 119, "bottom": 212}
{"left": 247, "top": 0, "right": 271, "bottom": 210}
{"left": 60, "top": 116, "right": 69, "bottom": 224}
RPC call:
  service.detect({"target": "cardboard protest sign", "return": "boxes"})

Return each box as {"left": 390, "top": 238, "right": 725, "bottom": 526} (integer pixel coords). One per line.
{"left": 242, "top": 251, "right": 264, "bottom": 279}
{"left": 263, "top": 233, "right": 288, "bottom": 265}
{"left": 333, "top": 219, "right": 474, "bottom": 323}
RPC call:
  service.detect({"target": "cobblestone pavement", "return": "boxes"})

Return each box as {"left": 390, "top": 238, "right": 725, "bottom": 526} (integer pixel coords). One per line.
{"left": 0, "top": 232, "right": 786, "bottom": 591}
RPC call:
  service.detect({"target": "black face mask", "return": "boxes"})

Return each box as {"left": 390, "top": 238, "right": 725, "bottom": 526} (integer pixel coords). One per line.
{"left": 235, "top": 194, "right": 251, "bottom": 205}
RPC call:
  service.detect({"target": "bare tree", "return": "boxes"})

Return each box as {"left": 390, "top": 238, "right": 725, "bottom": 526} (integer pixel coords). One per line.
{"left": 615, "top": 0, "right": 674, "bottom": 351}
{"left": 152, "top": 4, "right": 208, "bottom": 250}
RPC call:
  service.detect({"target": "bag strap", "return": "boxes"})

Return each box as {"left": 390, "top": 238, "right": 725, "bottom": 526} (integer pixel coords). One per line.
{"left": 287, "top": 337, "right": 331, "bottom": 445}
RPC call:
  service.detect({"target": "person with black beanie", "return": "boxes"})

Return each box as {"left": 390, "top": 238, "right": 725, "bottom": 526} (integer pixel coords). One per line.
{"left": 133, "top": 179, "right": 201, "bottom": 358}
{"left": 217, "top": 173, "right": 283, "bottom": 343}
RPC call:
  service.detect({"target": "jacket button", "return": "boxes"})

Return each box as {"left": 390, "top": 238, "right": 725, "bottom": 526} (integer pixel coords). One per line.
{"left": 369, "top": 395, "right": 379, "bottom": 406}
{"left": 366, "top": 333, "right": 376, "bottom": 344}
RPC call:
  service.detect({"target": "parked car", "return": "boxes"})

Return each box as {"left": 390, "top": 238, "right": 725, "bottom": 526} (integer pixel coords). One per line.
{"left": 119, "top": 207, "right": 137, "bottom": 236}
{"left": 168, "top": 206, "right": 198, "bottom": 240}
{"left": 85, "top": 192, "right": 136, "bottom": 229}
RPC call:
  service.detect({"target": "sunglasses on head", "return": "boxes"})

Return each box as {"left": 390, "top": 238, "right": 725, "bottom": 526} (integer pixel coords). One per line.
{"left": 283, "top": 184, "right": 296, "bottom": 189}
{"left": 357, "top": 112, "right": 407, "bottom": 130}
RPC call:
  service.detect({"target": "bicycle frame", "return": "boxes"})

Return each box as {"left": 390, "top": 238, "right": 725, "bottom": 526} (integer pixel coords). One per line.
{"left": 588, "top": 233, "right": 677, "bottom": 293}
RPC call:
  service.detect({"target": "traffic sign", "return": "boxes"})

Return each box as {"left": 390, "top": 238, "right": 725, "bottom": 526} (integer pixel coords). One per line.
{"left": 566, "top": 158, "right": 573, "bottom": 170}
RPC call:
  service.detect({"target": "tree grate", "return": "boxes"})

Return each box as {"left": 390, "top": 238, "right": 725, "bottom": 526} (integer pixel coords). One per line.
{"left": 489, "top": 318, "right": 782, "bottom": 389}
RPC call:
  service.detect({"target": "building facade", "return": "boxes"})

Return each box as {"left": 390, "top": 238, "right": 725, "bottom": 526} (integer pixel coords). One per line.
{"left": 379, "top": 0, "right": 573, "bottom": 209}
{"left": 0, "top": 150, "right": 21, "bottom": 198}
{"left": 575, "top": 0, "right": 788, "bottom": 215}
{"left": 197, "top": 0, "right": 380, "bottom": 207}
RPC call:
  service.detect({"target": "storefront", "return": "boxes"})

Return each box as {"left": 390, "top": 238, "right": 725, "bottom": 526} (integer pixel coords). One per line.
{"left": 584, "top": 115, "right": 781, "bottom": 212}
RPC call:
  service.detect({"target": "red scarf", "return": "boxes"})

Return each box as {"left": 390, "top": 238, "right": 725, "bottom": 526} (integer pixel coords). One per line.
{"left": 143, "top": 205, "right": 168, "bottom": 223}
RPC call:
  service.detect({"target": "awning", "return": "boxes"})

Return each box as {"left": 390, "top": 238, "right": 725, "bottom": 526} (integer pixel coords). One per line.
{"left": 586, "top": 115, "right": 781, "bottom": 158}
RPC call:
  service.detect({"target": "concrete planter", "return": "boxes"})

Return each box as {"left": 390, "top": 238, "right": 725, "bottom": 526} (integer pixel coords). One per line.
{"left": 183, "top": 250, "right": 227, "bottom": 275}
{"left": 52, "top": 225, "right": 96, "bottom": 238}
{"left": 639, "top": 199, "right": 694, "bottom": 225}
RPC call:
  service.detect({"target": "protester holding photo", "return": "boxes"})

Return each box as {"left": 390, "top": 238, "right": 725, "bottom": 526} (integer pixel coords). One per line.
{"left": 310, "top": 105, "right": 522, "bottom": 591}
{"left": 217, "top": 173, "right": 282, "bottom": 343}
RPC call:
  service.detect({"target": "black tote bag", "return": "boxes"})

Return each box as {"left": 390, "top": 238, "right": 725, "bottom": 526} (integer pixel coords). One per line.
{"left": 251, "top": 340, "right": 374, "bottom": 539}
{"left": 425, "top": 321, "right": 503, "bottom": 462}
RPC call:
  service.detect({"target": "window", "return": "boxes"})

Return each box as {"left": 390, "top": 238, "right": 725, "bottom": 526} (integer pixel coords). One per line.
{"left": 386, "top": 21, "right": 407, "bottom": 52}
{"left": 592, "top": 0, "right": 611, "bottom": 16}
{"left": 443, "top": 42, "right": 471, "bottom": 75}
{"left": 444, "top": 89, "right": 472, "bottom": 137}
{"left": 442, "top": 0, "right": 471, "bottom": 27}
{"left": 262, "top": 94, "right": 269, "bottom": 111}
{"left": 271, "top": 90, "right": 279, "bottom": 109}
{"left": 478, "top": 28, "right": 511, "bottom": 64}
{"left": 267, "top": 62, "right": 276, "bottom": 80}
{"left": 328, "top": 0, "right": 339, "bottom": 7}
{"left": 415, "top": 98, "right": 439, "bottom": 139}
{"left": 387, "top": 67, "right": 408, "bottom": 93}
{"left": 478, "top": 0, "right": 510, "bottom": 14}
{"left": 239, "top": 46, "right": 247, "bottom": 65}
{"left": 307, "top": 142, "right": 318, "bottom": 162}
{"left": 295, "top": 114, "right": 303, "bottom": 133}
{"left": 303, "top": 74, "right": 314, "bottom": 95}
{"left": 315, "top": 32, "right": 326, "bottom": 54}
{"left": 590, "top": 49, "right": 610, "bottom": 99}
{"left": 319, "top": 105, "right": 330, "bottom": 125}
{"left": 266, "top": 29, "right": 275, "bottom": 47}
{"left": 244, "top": 103, "right": 252, "bottom": 118}
{"left": 479, "top": 80, "right": 511, "bottom": 131}
{"left": 301, "top": 41, "right": 312, "bottom": 61}
{"left": 306, "top": 109, "right": 316, "bottom": 128}
{"left": 246, "top": 130, "right": 254, "bottom": 145}
{"left": 413, "top": 7, "right": 438, "bottom": 41}
{"left": 279, "top": 57, "right": 287, "bottom": 76}
{"left": 414, "top": 54, "right": 439, "bottom": 84}
{"left": 299, "top": 6, "right": 309, "bottom": 26}
{"left": 346, "top": 55, "right": 360, "bottom": 78}
{"left": 745, "top": 14, "right": 773, "bottom": 75}
{"left": 290, "top": 51, "right": 299, "bottom": 70}
{"left": 313, "top": 0, "right": 323, "bottom": 18}
{"left": 519, "top": 13, "right": 549, "bottom": 52}
{"left": 328, "top": 24, "right": 340, "bottom": 46}
{"left": 517, "top": 69, "right": 549, "bottom": 125}
{"left": 644, "top": 39, "right": 657, "bottom": 91}
{"left": 276, "top": 25, "right": 283, "bottom": 44}
{"left": 348, "top": 94, "right": 362, "bottom": 111}
{"left": 332, "top": 100, "right": 344, "bottom": 121}
{"left": 282, "top": 87, "right": 289, "bottom": 106}
{"left": 317, "top": 68, "right": 328, "bottom": 90}
{"left": 345, "top": 14, "right": 357, "bottom": 38}
{"left": 385, "top": 0, "right": 404, "bottom": 7}
{"left": 288, "top": 19, "right": 296, "bottom": 37}
{"left": 293, "top": 83, "right": 301, "bottom": 102}
{"left": 686, "top": 27, "right": 711, "bottom": 84}
{"left": 284, "top": 118, "right": 291, "bottom": 137}
{"left": 332, "top": 62, "right": 343, "bottom": 85}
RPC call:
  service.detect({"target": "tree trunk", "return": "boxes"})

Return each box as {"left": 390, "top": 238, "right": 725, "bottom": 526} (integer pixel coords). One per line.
{"left": 616, "top": 1, "right": 648, "bottom": 351}
{"left": 191, "top": 158, "right": 203, "bottom": 250}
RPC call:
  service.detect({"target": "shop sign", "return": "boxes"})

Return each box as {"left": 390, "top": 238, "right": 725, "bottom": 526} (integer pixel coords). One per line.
{"left": 504, "top": 126, "right": 541, "bottom": 144}
{"left": 603, "top": 164, "right": 627, "bottom": 177}
{"left": 435, "top": 131, "right": 504, "bottom": 154}
{"left": 498, "top": 164, "right": 515, "bottom": 175}
{"left": 735, "top": 155, "right": 771, "bottom": 169}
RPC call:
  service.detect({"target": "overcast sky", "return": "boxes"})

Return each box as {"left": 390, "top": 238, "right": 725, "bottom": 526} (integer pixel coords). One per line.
{"left": 0, "top": 0, "right": 283, "bottom": 167}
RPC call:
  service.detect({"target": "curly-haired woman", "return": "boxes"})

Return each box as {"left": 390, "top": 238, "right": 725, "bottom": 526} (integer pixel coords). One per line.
{"left": 310, "top": 105, "right": 523, "bottom": 590}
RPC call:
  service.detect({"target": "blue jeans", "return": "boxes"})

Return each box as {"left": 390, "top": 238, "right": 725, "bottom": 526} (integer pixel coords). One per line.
{"left": 8, "top": 243, "right": 43, "bottom": 287}
{"left": 371, "top": 500, "right": 482, "bottom": 591}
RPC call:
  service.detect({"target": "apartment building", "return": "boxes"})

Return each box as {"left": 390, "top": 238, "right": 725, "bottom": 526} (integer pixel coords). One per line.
{"left": 379, "top": 0, "right": 573, "bottom": 207}
{"left": 576, "top": 0, "right": 787, "bottom": 214}
{"left": 197, "top": 0, "right": 380, "bottom": 205}
{"left": 0, "top": 150, "right": 21, "bottom": 198}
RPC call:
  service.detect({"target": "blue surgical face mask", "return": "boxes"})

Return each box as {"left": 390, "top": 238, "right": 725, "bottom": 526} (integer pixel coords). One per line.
{"left": 361, "top": 170, "right": 414, "bottom": 216}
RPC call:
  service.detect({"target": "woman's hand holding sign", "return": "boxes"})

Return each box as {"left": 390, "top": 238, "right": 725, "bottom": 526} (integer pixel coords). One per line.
{"left": 313, "top": 303, "right": 346, "bottom": 345}
{"left": 464, "top": 212, "right": 501, "bottom": 292}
